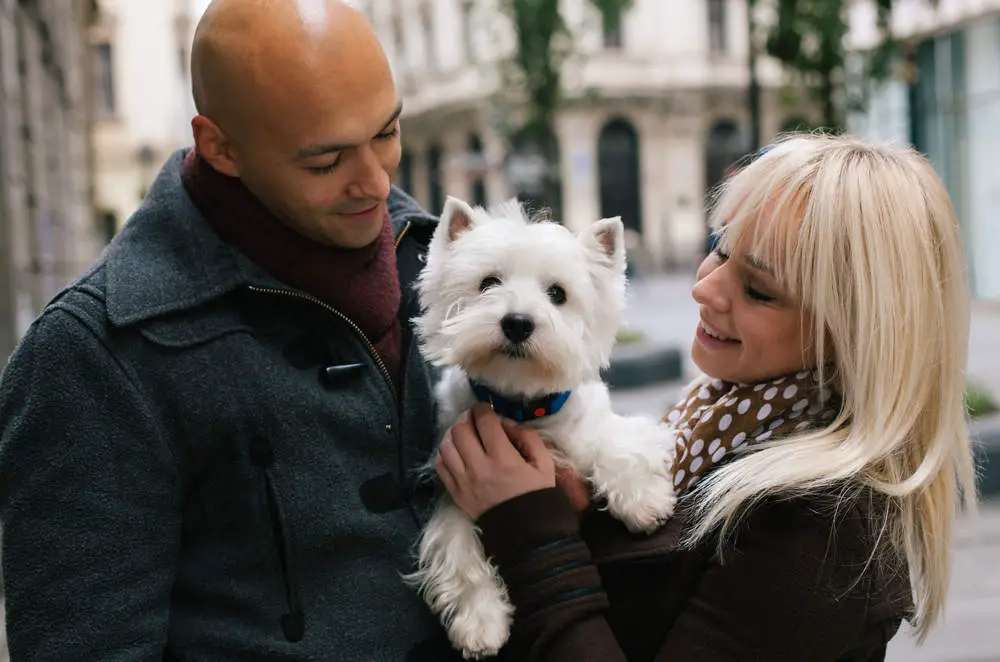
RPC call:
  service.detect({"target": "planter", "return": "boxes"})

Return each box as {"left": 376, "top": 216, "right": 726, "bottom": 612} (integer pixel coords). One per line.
{"left": 602, "top": 343, "right": 684, "bottom": 389}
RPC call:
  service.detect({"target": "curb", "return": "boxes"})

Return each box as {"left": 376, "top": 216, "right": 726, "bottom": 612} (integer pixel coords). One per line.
{"left": 602, "top": 343, "right": 684, "bottom": 389}
{"left": 972, "top": 414, "right": 1000, "bottom": 498}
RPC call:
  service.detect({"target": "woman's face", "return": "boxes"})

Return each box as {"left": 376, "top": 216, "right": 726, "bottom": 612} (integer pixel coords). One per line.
{"left": 690, "top": 241, "right": 818, "bottom": 385}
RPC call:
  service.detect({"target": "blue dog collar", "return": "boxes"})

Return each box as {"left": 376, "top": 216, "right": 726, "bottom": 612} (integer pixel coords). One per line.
{"left": 468, "top": 379, "right": 572, "bottom": 423}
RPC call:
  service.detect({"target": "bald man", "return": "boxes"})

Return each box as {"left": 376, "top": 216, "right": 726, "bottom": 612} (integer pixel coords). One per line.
{"left": 0, "top": 1, "right": 462, "bottom": 659}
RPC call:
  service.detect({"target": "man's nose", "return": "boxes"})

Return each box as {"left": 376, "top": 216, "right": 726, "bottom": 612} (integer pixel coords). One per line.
{"left": 345, "top": 143, "right": 391, "bottom": 200}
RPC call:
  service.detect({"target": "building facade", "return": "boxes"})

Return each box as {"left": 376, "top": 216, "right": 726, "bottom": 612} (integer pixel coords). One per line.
{"left": 0, "top": 0, "right": 99, "bottom": 360}
{"left": 360, "top": 0, "right": 814, "bottom": 269}
{"left": 89, "top": 0, "right": 198, "bottom": 238}
{"left": 848, "top": 0, "right": 1000, "bottom": 301}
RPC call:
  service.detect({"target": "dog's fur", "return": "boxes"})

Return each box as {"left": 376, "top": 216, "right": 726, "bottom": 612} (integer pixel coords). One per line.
{"left": 404, "top": 196, "right": 678, "bottom": 659}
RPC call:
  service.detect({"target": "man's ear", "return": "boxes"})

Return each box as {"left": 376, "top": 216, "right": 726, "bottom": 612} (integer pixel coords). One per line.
{"left": 192, "top": 115, "right": 240, "bottom": 177}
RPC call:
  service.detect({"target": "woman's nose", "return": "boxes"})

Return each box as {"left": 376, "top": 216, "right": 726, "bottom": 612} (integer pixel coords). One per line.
{"left": 691, "top": 264, "right": 732, "bottom": 314}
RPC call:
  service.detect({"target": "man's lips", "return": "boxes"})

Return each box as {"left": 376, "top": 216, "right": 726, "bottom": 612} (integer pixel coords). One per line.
{"left": 340, "top": 202, "right": 380, "bottom": 217}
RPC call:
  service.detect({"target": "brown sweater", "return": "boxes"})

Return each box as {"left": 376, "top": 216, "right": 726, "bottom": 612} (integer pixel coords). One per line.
{"left": 478, "top": 488, "right": 913, "bottom": 662}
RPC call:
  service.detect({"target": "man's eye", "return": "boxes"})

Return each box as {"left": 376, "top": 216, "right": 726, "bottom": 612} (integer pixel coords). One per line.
{"left": 306, "top": 159, "right": 340, "bottom": 174}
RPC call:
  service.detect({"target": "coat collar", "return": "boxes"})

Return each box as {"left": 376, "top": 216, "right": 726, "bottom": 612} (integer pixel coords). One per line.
{"left": 104, "top": 148, "right": 434, "bottom": 327}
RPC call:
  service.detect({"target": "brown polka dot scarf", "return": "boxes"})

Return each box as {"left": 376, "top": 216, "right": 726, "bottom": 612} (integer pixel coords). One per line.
{"left": 665, "top": 370, "right": 840, "bottom": 494}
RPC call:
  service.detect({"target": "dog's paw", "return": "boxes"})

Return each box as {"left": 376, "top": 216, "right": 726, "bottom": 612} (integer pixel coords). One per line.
{"left": 604, "top": 469, "right": 677, "bottom": 534}
{"left": 447, "top": 590, "right": 514, "bottom": 659}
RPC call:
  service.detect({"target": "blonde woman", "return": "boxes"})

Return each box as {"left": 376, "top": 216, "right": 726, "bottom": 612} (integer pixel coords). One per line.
{"left": 434, "top": 133, "right": 978, "bottom": 661}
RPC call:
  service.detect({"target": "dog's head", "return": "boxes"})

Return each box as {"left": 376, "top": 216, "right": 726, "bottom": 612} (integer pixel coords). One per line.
{"left": 413, "top": 195, "right": 627, "bottom": 397}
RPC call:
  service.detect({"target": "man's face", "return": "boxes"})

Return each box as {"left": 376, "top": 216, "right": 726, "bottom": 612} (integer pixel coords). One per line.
{"left": 228, "top": 73, "right": 402, "bottom": 250}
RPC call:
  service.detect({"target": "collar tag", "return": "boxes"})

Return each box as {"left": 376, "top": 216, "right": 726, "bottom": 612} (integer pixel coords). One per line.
{"left": 468, "top": 379, "right": 572, "bottom": 422}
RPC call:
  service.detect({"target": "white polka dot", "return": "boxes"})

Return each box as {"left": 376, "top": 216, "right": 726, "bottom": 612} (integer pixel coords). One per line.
{"left": 792, "top": 399, "right": 809, "bottom": 411}
{"left": 682, "top": 427, "right": 693, "bottom": 439}
{"left": 711, "top": 379, "right": 724, "bottom": 389}
{"left": 820, "top": 389, "right": 833, "bottom": 402}
{"left": 756, "top": 430, "right": 773, "bottom": 441}
{"left": 783, "top": 384, "right": 799, "bottom": 399}
{"left": 764, "top": 387, "right": 778, "bottom": 401}
{"left": 700, "top": 409, "right": 713, "bottom": 423}
{"left": 796, "top": 371, "right": 810, "bottom": 379}
{"left": 754, "top": 383, "right": 767, "bottom": 392}
{"left": 795, "top": 421, "right": 810, "bottom": 431}
{"left": 807, "top": 403, "right": 823, "bottom": 415}
{"left": 738, "top": 399, "right": 751, "bottom": 415}
{"left": 756, "top": 403, "right": 773, "bottom": 420}
{"left": 688, "top": 476, "right": 700, "bottom": 488}
{"left": 789, "top": 410, "right": 802, "bottom": 419}
{"left": 690, "top": 456, "right": 704, "bottom": 472}
{"left": 698, "top": 388, "right": 711, "bottom": 400}
{"left": 673, "top": 469, "right": 687, "bottom": 486}
{"left": 712, "top": 447, "right": 727, "bottom": 462}
{"left": 718, "top": 413, "right": 733, "bottom": 431}
{"left": 769, "top": 418, "right": 785, "bottom": 430}
{"left": 667, "top": 410, "right": 681, "bottom": 422}
{"left": 690, "top": 438, "right": 705, "bottom": 455}
{"left": 772, "top": 376, "right": 786, "bottom": 385}
{"left": 708, "top": 438, "right": 721, "bottom": 454}
{"left": 732, "top": 432, "right": 747, "bottom": 447}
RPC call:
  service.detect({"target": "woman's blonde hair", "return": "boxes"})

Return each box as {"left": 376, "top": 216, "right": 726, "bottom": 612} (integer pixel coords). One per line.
{"left": 686, "top": 132, "right": 978, "bottom": 640}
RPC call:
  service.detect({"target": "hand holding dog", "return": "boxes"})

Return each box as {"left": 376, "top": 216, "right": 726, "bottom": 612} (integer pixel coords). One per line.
{"left": 436, "top": 403, "right": 556, "bottom": 520}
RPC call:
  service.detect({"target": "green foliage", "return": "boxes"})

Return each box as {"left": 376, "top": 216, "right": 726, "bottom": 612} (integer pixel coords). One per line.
{"left": 762, "top": 0, "right": 934, "bottom": 132}
{"left": 497, "top": 0, "right": 633, "bottom": 213}
{"left": 966, "top": 382, "right": 1000, "bottom": 420}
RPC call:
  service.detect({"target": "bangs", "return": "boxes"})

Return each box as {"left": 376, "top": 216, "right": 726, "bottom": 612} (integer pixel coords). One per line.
{"left": 708, "top": 138, "right": 824, "bottom": 301}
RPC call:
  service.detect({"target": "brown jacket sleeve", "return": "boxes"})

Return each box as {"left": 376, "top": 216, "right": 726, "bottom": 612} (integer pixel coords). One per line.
{"left": 477, "top": 489, "right": 892, "bottom": 662}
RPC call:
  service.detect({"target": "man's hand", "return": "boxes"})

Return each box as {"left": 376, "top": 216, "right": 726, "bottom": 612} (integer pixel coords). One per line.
{"left": 436, "top": 403, "right": 556, "bottom": 520}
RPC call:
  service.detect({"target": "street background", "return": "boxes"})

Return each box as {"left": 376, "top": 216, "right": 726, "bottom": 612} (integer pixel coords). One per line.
{"left": 4, "top": 0, "right": 1000, "bottom": 660}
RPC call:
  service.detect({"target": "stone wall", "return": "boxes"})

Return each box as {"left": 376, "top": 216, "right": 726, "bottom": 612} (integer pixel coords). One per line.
{"left": 0, "top": 0, "right": 99, "bottom": 360}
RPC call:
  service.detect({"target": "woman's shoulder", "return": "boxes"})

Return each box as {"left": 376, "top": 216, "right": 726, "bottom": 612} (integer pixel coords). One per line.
{"left": 722, "top": 489, "right": 913, "bottom": 619}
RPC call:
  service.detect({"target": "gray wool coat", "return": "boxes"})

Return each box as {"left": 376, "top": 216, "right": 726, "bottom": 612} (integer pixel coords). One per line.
{"left": 0, "top": 149, "right": 462, "bottom": 661}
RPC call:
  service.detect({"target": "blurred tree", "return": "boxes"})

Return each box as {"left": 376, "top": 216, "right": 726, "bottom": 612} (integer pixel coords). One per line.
{"left": 497, "top": 0, "right": 633, "bottom": 218}
{"left": 762, "top": 0, "right": 934, "bottom": 133}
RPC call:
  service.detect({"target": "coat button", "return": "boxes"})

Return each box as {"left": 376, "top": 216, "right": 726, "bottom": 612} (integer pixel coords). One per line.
{"left": 385, "top": 423, "right": 393, "bottom": 434}
{"left": 321, "top": 362, "right": 366, "bottom": 387}
{"left": 359, "top": 472, "right": 405, "bottom": 514}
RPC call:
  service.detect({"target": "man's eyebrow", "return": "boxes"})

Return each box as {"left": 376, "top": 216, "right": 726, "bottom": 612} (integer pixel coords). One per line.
{"left": 294, "top": 101, "right": 404, "bottom": 160}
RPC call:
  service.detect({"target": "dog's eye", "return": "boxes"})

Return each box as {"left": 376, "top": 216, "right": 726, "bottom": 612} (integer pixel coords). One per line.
{"left": 547, "top": 284, "right": 567, "bottom": 305}
{"left": 479, "top": 276, "right": 502, "bottom": 292}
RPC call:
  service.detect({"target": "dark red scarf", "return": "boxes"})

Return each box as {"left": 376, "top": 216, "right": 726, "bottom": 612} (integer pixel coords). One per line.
{"left": 181, "top": 150, "right": 402, "bottom": 384}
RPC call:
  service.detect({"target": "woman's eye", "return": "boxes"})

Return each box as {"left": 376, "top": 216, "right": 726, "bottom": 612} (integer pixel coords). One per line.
{"left": 746, "top": 286, "right": 775, "bottom": 303}
{"left": 479, "top": 276, "right": 502, "bottom": 292}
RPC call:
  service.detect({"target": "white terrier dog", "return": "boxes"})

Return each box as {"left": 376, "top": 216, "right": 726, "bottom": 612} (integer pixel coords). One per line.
{"left": 405, "top": 196, "right": 678, "bottom": 659}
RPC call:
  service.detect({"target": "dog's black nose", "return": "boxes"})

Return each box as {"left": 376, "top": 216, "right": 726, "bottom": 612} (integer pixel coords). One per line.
{"left": 500, "top": 313, "right": 535, "bottom": 343}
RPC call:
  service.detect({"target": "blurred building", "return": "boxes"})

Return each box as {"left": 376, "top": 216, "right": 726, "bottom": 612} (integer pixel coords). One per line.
{"left": 360, "top": 0, "right": 813, "bottom": 269}
{"left": 0, "top": 0, "right": 100, "bottom": 360}
{"left": 89, "top": 0, "right": 198, "bottom": 238}
{"left": 848, "top": 0, "right": 1000, "bottom": 301}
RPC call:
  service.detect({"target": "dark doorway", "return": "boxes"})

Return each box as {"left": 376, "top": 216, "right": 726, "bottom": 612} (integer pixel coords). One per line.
{"left": 597, "top": 117, "right": 642, "bottom": 233}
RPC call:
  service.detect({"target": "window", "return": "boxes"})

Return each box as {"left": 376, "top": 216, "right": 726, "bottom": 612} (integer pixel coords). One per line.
{"left": 92, "top": 42, "right": 115, "bottom": 118}
{"left": 421, "top": 3, "right": 436, "bottom": 71}
{"left": 97, "top": 210, "right": 118, "bottom": 244}
{"left": 461, "top": 0, "right": 476, "bottom": 63}
{"left": 708, "top": 0, "right": 727, "bottom": 55}
{"left": 603, "top": 16, "right": 623, "bottom": 49}
{"left": 392, "top": 9, "right": 406, "bottom": 64}
{"left": 427, "top": 144, "right": 443, "bottom": 214}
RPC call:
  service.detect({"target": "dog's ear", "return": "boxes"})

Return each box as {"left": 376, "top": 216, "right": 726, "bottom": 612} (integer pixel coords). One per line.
{"left": 581, "top": 217, "right": 626, "bottom": 271}
{"left": 440, "top": 196, "right": 479, "bottom": 243}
